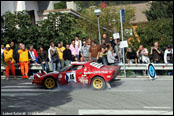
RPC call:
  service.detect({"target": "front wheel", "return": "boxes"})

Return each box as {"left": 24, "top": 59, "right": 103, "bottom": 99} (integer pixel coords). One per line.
{"left": 43, "top": 77, "right": 57, "bottom": 89}
{"left": 91, "top": 77, "right": 106, "bottom": 90}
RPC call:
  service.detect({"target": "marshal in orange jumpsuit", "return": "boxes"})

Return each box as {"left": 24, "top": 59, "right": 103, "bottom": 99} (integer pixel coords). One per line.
{"left": 18, "top": 46, "right": 31, "bottom": 79}
{"left": 2, "top": 44, "right": 16, "bottom": 79}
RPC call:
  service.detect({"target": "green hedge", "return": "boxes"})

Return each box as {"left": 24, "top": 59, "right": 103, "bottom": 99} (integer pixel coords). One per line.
{"left": 1, "top": 11, "right": 87, "bottom": 50}
{"left": 134, "top": 18, "right": 173, "bottom": 62}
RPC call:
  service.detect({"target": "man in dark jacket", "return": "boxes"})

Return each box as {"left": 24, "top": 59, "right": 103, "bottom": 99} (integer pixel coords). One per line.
{"left": 63, "top": 44, "right": 72, "bottom": 66}
{"left": 38, "top": 46, "right": 49, "bottom": 72}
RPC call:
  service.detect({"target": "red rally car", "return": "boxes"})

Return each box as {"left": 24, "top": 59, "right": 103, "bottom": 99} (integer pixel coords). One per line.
{"left": 32, "top": 61, "right": 121, "bottom": 90}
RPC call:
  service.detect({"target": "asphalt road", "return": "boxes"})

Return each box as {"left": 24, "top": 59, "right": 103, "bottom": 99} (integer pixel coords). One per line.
{"left": 1, "top": 77, "right": 173, "bottom": 115}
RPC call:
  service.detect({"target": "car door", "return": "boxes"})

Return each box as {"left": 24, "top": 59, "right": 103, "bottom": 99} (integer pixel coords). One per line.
{"left": 65, "top": 65, "right": 84, "bottom": 83}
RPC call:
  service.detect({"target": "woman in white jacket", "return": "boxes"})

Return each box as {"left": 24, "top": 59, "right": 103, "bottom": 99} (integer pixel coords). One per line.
{"left": 107, "top": 46, "right": 118, "bottom": 65}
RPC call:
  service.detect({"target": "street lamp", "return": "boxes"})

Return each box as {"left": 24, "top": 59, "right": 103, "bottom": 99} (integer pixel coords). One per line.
{"left": 112, "top": 19, "right": 116, "bottom": 33}
{"left": 94, "top": 9, "right": 101, "bottom": 45}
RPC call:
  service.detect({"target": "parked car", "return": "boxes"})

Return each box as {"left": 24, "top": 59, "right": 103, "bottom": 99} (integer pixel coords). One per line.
{"left": 32, "top": 61, "right": 121, "bottom": 90}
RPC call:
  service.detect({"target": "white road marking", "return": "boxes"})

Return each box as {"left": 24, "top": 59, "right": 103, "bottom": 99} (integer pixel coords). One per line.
{"left": 1, "top": 89, "right": 60, "bottom": 92}
{"left": 144, "top": 106, "right": 172, "bottom": 109}
{"left": 1, "top": 93, "right": 43, "bottom": 97}
{"left": 78, "top": 110, "right": 173, "bottom": 115}
{"left": 1, "top": 86, "right": 37, "bottom": 89}
{"left": 18, "top": 82, "right": 33, "bottom": 85}
{"left": 106, "top": 90, "right": 143, "bottom": 92}
{"left": 8, "top": 105, "right": 22, "bottom": 108}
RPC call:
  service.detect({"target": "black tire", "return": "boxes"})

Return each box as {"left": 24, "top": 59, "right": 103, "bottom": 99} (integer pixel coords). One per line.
{"left": 43, "top": 77, "right": 57, "bottom": 89}
{"left": 91, "top": 76, "right": 106, "bottom": 90}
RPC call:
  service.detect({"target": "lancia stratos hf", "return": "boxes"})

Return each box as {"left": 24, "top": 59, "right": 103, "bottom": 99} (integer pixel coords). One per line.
{"left": 32, "top": 61, "right": 121, "bottom": 90}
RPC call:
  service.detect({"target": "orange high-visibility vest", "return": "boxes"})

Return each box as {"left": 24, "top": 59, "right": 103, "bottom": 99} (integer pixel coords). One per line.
{"left": 18, "top": 49, "right": 29, "bottom": 62}
{"left": 3, "top": 49, "right": 15, "bottom": 62}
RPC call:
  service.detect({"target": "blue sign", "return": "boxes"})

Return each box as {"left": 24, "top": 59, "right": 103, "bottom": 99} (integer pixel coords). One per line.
{"left": 148, "top": 64, "right": 156, "bottom": 79}
{"left": 121, "top": 9, "right": 125, "bottom": 22}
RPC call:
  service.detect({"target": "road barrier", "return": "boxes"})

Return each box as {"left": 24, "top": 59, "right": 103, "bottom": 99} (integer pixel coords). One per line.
{"left": 1, "top": 63, "right": 173, "bottom": 76}
{"left": 118, "top": 63, "right": 173, "bottom": 70}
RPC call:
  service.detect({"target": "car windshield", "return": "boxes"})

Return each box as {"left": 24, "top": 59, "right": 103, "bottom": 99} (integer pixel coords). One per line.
{"left": 59, "top": 65, "right": 70, "bottom": 72}
{"left": 90, "top": 62, "right": 104, "bottom": 69}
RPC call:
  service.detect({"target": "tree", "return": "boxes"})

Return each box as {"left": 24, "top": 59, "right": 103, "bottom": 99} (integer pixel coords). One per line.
{"left": 54, "top": 1, "right": 66, "bottom": 9}
{"left": 145, "top": 1, "right": 173, "bottom": 21}
{"left": 1, "top": 11, "right": 87, "bottom": 50}
{"left": 135, "top": 18, "right": 173, "bottom": 61}
{"left": 76, "top": 4, "right": 135, "bottom": 41}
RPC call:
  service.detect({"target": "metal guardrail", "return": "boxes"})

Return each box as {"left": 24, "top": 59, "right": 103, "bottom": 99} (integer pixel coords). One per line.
{"left": 1, "top": 63, "right": 173, "bottom": 72}
{"left": 1, "top": 64, "right": 43, "bottom": 73}
{"left": 118, "top": 63, "right": 173, "bottom": 70}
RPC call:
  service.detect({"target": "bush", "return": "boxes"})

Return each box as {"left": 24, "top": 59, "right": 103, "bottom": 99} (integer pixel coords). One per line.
{"left": 1, "top": 11, "right": 87, "bottom": 50}
{"left": 135, "top": 18, "right": 173, "bottom": 62}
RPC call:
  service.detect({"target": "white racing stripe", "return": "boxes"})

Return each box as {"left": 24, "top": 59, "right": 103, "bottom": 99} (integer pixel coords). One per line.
{"left": 78, "top": 110, "right": 173, "bottom": 115}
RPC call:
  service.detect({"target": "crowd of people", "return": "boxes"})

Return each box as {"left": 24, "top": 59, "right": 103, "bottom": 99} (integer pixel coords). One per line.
{"left": 1, "top": 33, "right": 173, "bottom": 80}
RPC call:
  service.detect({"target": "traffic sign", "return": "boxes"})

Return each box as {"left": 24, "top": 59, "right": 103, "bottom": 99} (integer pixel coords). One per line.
{"left": 121, "top": 9, "right": 125, "bottom": 22}
{"left": 148, "top": 63, "right": 156, "bottom": 79}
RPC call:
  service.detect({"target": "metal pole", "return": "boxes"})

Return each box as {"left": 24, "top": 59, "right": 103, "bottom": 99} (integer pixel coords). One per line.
{"left": 97, "top": 16, "right": 101, "bottom": 45}
{"left": 120, "top": 10, "right": 126, "bottom": 78}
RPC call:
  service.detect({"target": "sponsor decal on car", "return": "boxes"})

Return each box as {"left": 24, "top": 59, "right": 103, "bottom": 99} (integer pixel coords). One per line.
{"left": 79, "top": 77, "right": 88, "bottom": 84}
{"left": 84, "top": 71, "right": 108, "bottom": 74}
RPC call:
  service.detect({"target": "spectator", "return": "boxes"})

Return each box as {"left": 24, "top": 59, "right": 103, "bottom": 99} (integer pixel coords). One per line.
{"left": 97, "top": 47, "right": 108, "bottom": 65}
{"left": 126, "top": 47, "right": 138, "bottom": 66}
{"left": 82, "top": 37, "right": 86, "bottom": 44}
{"left": 63, "top": 44, "right": 73, "bottom": 66}
{"left": 81, "top": 41, "right": 90, "bottom": 62}
{"left": 150, "top": 42, "right": 162, "bottom": 63}
{"left": 75, "top": 36, "right": 82, "bottom": 61}
{"left": 10, "top": 41, "right": 17, "bottom": 64}
{"left": 89, "top": 41, "right": 100, "bottom": 62}
{"left": 10, "top": 41, "right": 15, "bottom": 51}
{"left": 38, "top": 46, "right": 49, "bottom": 72}
{"left": 99, "top": 44, "right": 108, "bottom": 65}
{"left": 74, "top": 57, "right": 78, "bottom": 62}
{"left": 137, "top": 45, "right": 150, "bottom": 64}
{"left": 164, "top": 45, "right": 173, "bottom": 75}
{"left": 48, "top": 42, "right": 59, "bottom": 72}
{"left": 17, "top": 44, "right": 31, "bottom": 79}
{"left": 102, "top": 33, "right": 110, "bottom": 45}
{"left": 109, "top": 36, "right": 116, "bottom": 49}
{"left": 87, "top": 38, "right": 92, "bottom": 46}
{"left": 107, "top": 46, "right": 118, "bottom": 65}
{"left": 28, "top": 45, "right": 39, "bottom": 64}
{"left": 101, "top": 39, "right": 107, "bottom": 49}
{"left": 114, "top": 39, "right": 123, "bottom": 63}
{"left": 2, "top": 44, "right": 16, "bottom": 80}
{"left": 1, "top": 44, "right": 5, "bottom": 56}
{"left": 57, "top": 42, "right": 65, "bottom": 69}
{"left": 126, "top": 47, "right": 138, "bottom": 76}
{"left": 15, "top": 43, "right": 23, "bottom": 64}
{"left": 70, "top": 40, "right": 79, "bottom": 61}
{"left": 150, "top": 42, "right": 163, "bottom": 75}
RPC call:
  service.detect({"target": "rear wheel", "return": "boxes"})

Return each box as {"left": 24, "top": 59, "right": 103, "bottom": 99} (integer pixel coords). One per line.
{"left": 91, "top": 77, "right": 106, "bottom": 90}
{"left": 43, "top": 77, "right": 57, "bottom": 89}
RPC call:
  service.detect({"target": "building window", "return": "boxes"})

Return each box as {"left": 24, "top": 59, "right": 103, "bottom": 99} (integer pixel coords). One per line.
{"left": 27, "top": 10, "right": 35, "bottom": 25}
